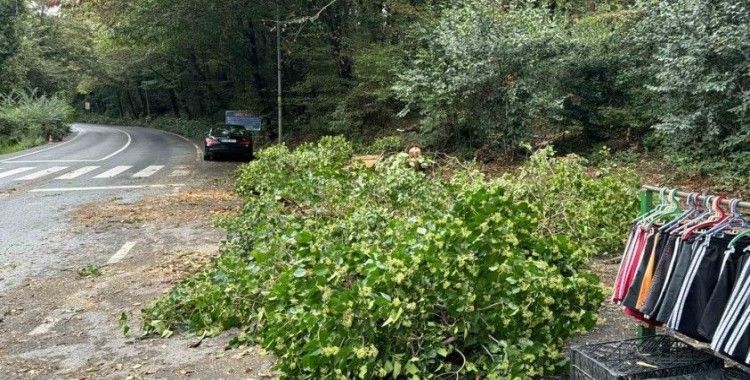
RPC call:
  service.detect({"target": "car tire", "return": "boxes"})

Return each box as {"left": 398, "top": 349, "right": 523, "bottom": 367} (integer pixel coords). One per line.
{"left": 203, "top": 148, "right": 212, "bottom": 161}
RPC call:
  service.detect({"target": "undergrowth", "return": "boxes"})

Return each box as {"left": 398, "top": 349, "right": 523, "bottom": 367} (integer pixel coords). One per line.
{"left": 141, "top": 137, "right": 640, "bottom": 378}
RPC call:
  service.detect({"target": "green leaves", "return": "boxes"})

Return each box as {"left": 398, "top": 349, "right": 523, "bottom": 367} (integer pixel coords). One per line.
{"left": 0, "top": 90, "right": 73, "bottom": 149}
{"left": 499, "top": 147, "right": 639, "bottom": 259}
{"left": 142, "top": 138, "right": 609, "bottom": 378}
{"left": 632, "top": 0, "right": 750, "bottom": 162}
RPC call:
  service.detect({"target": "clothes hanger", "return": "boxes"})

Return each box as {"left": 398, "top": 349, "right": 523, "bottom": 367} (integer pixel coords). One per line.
{"left": 667, "top": 193, "right": 704, "bottom": 233}
{"left": 672, "top": 194, "right": 712, "bottom": 234}
{"left": 646, "top": 189, "right": 681, "bottom": 228}
{"left": 682, "top": 195, "right": 728, "bottom": 239}
{"left": 635, "top": 187, "right": 668, "bottom": 224}
{"left": 661, "top": 192, "right": 698, "bottom": 232}
{"left": 699, "top": 199, "right": 744, "bottom": 239}
{"left": 727, "top": 201, "right": 750, "bottom": 248}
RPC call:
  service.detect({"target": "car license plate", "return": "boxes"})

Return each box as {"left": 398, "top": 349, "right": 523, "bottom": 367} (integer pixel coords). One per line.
{"left": 220, "top": 138, "right": 236, "bottom": 143}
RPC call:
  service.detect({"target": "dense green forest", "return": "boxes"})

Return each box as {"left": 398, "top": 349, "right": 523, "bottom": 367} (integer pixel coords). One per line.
{"left": 1, "top": 0, "right": 748, "bottom": 175}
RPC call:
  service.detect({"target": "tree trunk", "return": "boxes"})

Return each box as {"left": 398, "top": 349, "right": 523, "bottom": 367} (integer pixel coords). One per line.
{"left": 169, "top": 89, "right": 180, "bottom": 117}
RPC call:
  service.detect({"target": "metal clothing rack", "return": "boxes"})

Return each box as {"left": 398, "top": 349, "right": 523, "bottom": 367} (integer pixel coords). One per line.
{"left": 641, "top": 185, "right": 750, "bottom": 210}
{"left": 637, "top": 185, "right": 750, "bottom": 373}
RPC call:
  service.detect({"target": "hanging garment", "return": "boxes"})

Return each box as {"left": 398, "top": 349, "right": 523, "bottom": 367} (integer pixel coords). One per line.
{"left": 622, "top": 231, "right": 657, "bottom": 309}
{"left": 720, "top": 294, "right": 750, "bottom": 364}
{"left": 612, "top": 226, "right": 637, "bottom": 302}
{"left": 711, "top": 251, "right": 750, "bottom": 357}
{"left": 655, "top": 238, "right": 699, "bottom": 323}
{"left": 635, "top": 231, "right": 671, "bottom": 310}
{"left": 666, "top": 235, "right": 732, "bottom": 340}
{"left": 640, "top": 234, "right": 680, "bottom": 317}
{"left": 613, "top": 226, "right": 647, "bottom": 303}
{"left": 697, "top": 242, "right": 750, "bottom": 340}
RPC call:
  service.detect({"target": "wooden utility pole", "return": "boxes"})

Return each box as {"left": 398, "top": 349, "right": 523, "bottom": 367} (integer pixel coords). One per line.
{"left": 276, "top": 0, "right": 282, "bottom": 144}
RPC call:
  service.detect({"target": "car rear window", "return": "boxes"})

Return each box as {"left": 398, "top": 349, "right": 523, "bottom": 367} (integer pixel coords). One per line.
{"left": 213, "top": 125, "right": 249, "bottom": 136}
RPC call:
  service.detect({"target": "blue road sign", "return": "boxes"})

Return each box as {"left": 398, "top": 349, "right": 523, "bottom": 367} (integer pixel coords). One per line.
{"left": 225, "top": 111, "right": 262, "bottom": 131}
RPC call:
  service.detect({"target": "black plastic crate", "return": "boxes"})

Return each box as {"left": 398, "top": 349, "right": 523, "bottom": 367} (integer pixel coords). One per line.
{"left": 571, "top": 335, "right": 724, "bottom": 379}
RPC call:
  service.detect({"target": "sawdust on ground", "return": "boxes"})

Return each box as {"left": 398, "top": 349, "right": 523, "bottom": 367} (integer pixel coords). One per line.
{"left": 70, "top": 188, "right": 241, "bottom": 227}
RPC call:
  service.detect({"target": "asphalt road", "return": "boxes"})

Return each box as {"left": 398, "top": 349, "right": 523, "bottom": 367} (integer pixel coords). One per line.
{"left": 0, "top": 123, "right": 202, "bottom": 291}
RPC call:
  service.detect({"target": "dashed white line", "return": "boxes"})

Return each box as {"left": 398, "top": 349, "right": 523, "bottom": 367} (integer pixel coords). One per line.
{"left": 93, "top": 165, "right": 132, "bottom": 178}
{"left": 108, "top": 241, "right": 137, "bottom": 264}
{"left": 28, "top": 316, "right": 62, "bottom": 336}
{"left": 17, "top": 166, "right": 68, "bottom": 180}
{"left": 132, "top": 165, "right": 164, "bottom": 178}
{"left": 56, "top": 166, "right": 100, "bottom": 179}
{"left": 169, "top": 169, "right": 190, "bottom": 177}
{"left": 0, "top": 167, "right": 36, "bottom": 178}
{"left": 29, "top": 184, "right": 186, "bottom": 192}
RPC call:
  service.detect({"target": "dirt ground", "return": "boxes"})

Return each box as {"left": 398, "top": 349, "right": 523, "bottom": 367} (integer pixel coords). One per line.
{"left": 566, "top": 255, "right": 642, "bottom": 348}
{"left": 0, "top": 165, "right": 277, "bottom": 379}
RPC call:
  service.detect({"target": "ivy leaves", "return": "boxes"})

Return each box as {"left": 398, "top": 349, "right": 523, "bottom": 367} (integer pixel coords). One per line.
{"left": 143, "top": 138, "right": 605, "bottom": 378}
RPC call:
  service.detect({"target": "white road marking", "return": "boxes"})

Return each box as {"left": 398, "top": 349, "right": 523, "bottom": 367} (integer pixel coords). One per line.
{"left": 17, "top": 166, "right": 68, "bottom": 180}
{"left": 4, "top": 127, "right": 132, "bottom": 163}
{"left": 28, "top": 316, "right": 62, "bottom": 336}
{"left": 93, "top": 165, "right": 132, "bottom": 178}
{"left": 108, "top": 241, "right": 137, "bottom": 264}
{"left": 55, "top": 166, "right": 100, "bottom": 179}
{"left": 0, "top": 167, "right": 36, "bottom": 178}
{"left": 96, "top": 128, "right": 132, "bottom": 161}
{"left": 29, "top": 184, "right": 185, "bottom": 193}
{"left": 169, "top": 169, "right": 190, "bottom": 177}
{"left": 1, "top": 128, "right": 83, "bottom": 163}
{"left": 132, "top": 165, "right": 164, "bottom": 178}
{"left": 27, "top": 291, "right": 88, "bottom": 336}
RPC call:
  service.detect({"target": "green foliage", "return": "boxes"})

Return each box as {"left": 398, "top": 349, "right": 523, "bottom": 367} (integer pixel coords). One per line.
{"left": 78, "top": 264, "right": 102, "bottom": 278}
{"left": 0, "top": 89, "right": 73, "bottom": 150}
{"left": 357, "top": 135, "right": 404, "bottom": 154}
{"left": 632, "top": 0, "right": 750, "bottom": 163}
{"left": 393, "top": 0, "right": 641, "bottom": 153}
{"left": 143, "top": 137, "right": 606, "bottom": 378}
{"left": 499, "top": 147, "right": 640, "bottom": 257}
{"left": 0, "top": 0, "right": 23, "bottom": 73}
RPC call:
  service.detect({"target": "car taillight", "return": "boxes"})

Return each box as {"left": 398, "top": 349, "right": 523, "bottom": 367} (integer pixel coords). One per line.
{"left": 205, "top": 137, "right": 220, "bottom": 146}
{"left": 240, "top": 138, "right": 252, "bottom": 147}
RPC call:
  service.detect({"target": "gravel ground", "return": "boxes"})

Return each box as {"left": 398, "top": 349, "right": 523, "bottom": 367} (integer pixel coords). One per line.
{"left": 566, "top": 255, "right": 642, "bottom": 350}
{"left": 0, "top": 160, "right": 278, "bottom": 379}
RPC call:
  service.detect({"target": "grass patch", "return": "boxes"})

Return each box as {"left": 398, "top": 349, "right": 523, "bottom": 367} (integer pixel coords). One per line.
{"left": 78, "top": 264, "right": 102, "bottom": 278}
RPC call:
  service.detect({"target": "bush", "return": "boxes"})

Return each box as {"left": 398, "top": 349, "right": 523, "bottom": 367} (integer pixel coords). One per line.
{"left": 499, "top": 147, "right": 640, "bottom": 257}
{"left": 356, "top": 135, "right": 404, "bottom": 154}
{"left": 631, "top": 0, "right": 750, "bottom": 163}
{"left": 143, "top": 137, "right": 606, "bottom": 378}
{"left": 393, "top": 1, "right": 639, "bottom": 154}
{"left": 0, "top": 90, "right": 73, "bottom": 150}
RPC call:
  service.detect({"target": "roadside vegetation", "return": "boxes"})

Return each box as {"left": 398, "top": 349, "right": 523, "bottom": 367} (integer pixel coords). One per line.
{"left": 0, "top": 90, "right": 72, "bottom": 154}
{"left": 142, "top": 137, "right": 637, "bottom": 378}
{"left": 1, "top": 0, "right": 747, "bottom": 192}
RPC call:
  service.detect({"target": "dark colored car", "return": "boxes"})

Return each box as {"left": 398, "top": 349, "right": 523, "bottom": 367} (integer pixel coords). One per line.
{"left": 203, "top": 124, "right": 253, "bottom": 161}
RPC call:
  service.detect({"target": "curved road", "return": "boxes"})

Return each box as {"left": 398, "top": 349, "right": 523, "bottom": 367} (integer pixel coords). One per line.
{"left": 0, "top": 123, "right": 202, "bottom": 291}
